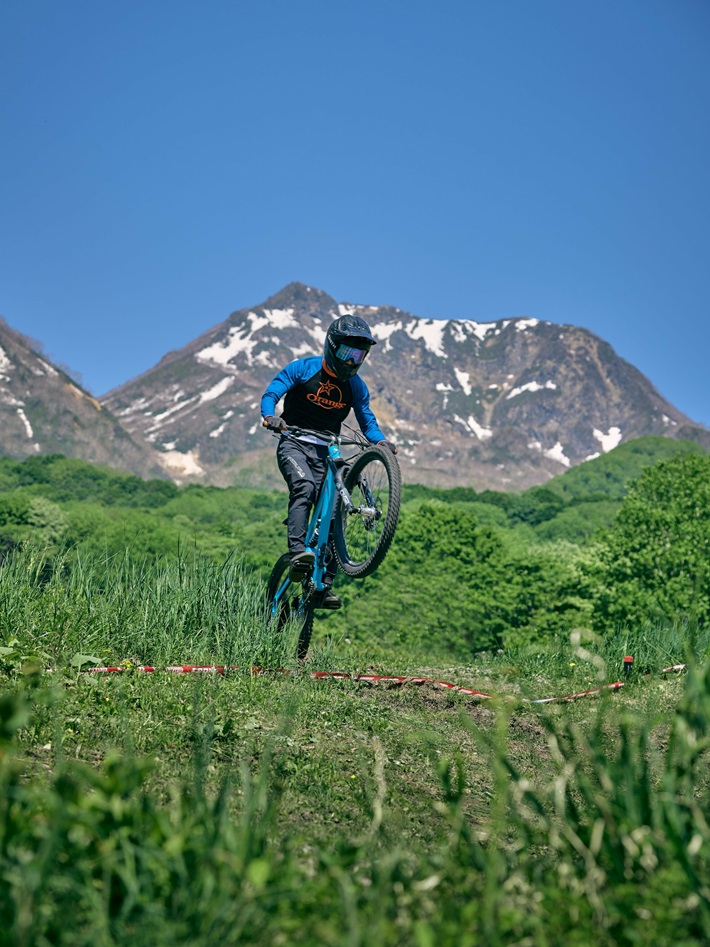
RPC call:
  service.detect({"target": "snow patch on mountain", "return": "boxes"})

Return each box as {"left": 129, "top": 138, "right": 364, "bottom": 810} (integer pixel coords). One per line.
{"left": 371, "top": 321, "right": 403, "bottom": 352}
{"left": 0, "top": 349, "right": 39, "bottom": 449}
{"left": 0, "top": 345, "right": 11, "bottom": 378}
{"left": 454, "top": 413, "right": 493, "bottom": 440}
{"left": 262, "top": 308, "right": 298, "bottom": 330}
{"left": 16, "top": 407, "right": 33, "bottom": 439}
{"left": 406, "top": 319, "right": 448, "bottom": 358}
{"left": 253, "top": 350, "right": 280, "bottom": 369}
{"left": 507, "top": 380, "right": 558, "bottom": 399}
{"left": 593, "top": 426, "right": 622, "bottom": 452}
{"left": 436, "top": 382, "right": 454, "bottom": 408}
{"left": 305, "top": 323, "right": 327, "bottom": 348}
{"left": 150, "top": 396, "right": 199, "bottom": 425}
{"left": 545, "top": 442, "right": 571, "bottom": 467}
{"left": 197, "top": 308, "right": 302, "bottom": 368}
{"left": 159, "top": 449, "right": 205, "bottom": 479}
{"left": 290, "top": 343, "right": 316, "bottom": 359}
{"left": 197, "top": 328, "right": 253, "bottom": 366}
{"left": 450, "top": 320, "right": 498, "bottom": 343}
{"left": 199, "top": 377, "right": 234, "bottom": 403}
{"left": 454, "top": 368, "right": 472, "bottom": 396}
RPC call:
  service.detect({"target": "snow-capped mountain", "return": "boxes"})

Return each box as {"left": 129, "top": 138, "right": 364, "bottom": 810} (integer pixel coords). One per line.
{"left": 0, "top": 318, "right": 165, "bottom": 478}
{"left": 100, "top": 283, "right": 708, "bottom": 489}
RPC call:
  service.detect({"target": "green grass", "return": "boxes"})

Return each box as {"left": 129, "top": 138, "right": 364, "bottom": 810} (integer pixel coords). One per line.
{"left": 0, "top": 546, "right": 299, "bottom": 672}
{"left": 1, "top": 546, "right": 709, "bottom": 945}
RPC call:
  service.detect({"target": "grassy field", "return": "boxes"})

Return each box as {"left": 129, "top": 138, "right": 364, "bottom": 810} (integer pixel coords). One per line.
{"left": 1, "top": 547, "right": 709, "bottom": 945}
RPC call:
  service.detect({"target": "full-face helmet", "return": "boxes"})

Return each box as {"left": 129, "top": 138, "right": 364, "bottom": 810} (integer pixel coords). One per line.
{"left": 323, "top": 315, "right": 377, "bottom": 381}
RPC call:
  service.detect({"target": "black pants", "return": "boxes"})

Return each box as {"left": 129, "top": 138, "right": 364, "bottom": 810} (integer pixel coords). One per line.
{"left": 276, "top": 438, "right": 337, "bottom": 582}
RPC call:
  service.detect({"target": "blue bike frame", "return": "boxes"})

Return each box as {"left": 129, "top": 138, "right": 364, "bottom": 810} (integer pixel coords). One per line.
{"left": 271, "top": 438, "right": 347, "bottom": 613}
{"left": 306, "top": 440, "right": 343, "bottom": 590}
{"left": 269, "top": 425, "right": 382, "bottom": 622}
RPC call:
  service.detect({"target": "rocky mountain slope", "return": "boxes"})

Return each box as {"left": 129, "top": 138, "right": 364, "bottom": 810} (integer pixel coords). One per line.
{"left": 100, "top": 283, "right": 708, "bottom": 490}
{"left": 0, "top": 319, "right": 166, "bottom": 479}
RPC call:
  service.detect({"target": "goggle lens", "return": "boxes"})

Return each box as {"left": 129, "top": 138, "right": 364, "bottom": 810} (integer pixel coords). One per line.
{"left": 336, "top": 344, "right": 368, "bottom": 364}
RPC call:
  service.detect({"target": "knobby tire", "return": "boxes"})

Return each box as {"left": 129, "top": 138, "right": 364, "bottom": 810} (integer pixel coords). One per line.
{"left": 266, "top": 553, "right": 315, "bottom": 661}
{"left": 333, "top": 446, "right": 401, "bottom": 578}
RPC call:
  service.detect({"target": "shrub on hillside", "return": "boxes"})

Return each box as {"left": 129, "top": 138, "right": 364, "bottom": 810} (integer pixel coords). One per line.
{"left": 592, "top": 453, "right": 710, "bottom": 632}
{"left": 328, "top": 504, "right": 593, "bottom": 655}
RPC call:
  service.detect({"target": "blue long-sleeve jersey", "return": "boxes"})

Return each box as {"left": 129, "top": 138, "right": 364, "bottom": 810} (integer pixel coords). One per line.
{"left": 260, "top": 356, "right": 385, "bottom": 442}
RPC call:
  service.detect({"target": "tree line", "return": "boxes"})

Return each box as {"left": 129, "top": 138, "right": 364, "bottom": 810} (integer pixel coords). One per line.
{"left": 0, "top": 438, "right": 707, "bottom": 656}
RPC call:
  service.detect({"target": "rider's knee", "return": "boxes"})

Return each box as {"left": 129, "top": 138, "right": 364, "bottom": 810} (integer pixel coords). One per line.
{"left": 291, "top": 480, "right": 317, "bottom": 504}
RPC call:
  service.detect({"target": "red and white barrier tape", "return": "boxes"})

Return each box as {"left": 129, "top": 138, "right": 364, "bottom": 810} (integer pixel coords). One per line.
{"left": 83, "top": 665, "right": 495, "bottom": 698}
{"left": 531, "top": 682, "right": 625, "bottom": 704}
{"left": 529, "top": 662, "right": 687, "bottom": 703}
{"left": 81, "top": 661, "right": 687, "bottom": 703}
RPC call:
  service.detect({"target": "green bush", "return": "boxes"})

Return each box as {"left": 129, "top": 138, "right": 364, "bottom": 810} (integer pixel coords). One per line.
{"left": 325, "top": 505, "right": 593, "bottom": 655}
{"left": 592, "top": 453, "right": 710, "bottom": 632}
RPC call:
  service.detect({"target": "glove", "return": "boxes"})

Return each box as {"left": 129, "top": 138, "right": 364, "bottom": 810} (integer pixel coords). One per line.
{"left": 263, "top": 415, "right": 288, "bottom": 432}
{"left": 377, "top": 439, "right": 398, "bottom": 454}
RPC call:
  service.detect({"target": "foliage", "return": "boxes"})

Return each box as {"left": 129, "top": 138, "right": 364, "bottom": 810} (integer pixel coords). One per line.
{"left": 545, "top": 435, "right": 705, "bottom": 501}
{"left": 0, "top": 437, "right": 706, "bottom": 657}
{"left": 0, "top": 453, "right": 179, "bottom": 506}
{"left": 0, "top": 493, "right": 69, "bottom": 555}
{"left": 592, "top": 453, "right": 710, "bottom": 632}
{"left": 324, "top": 505, "right": 594, "bottom": 655}
{"left": 533, "top": 499, "right": 619, "bottom": 543}
{"left": 1, "top": 439, "right": 710, "bottom": 941}
{"left": 1, "top": 643, "right": 709, "bottom": 944}
{"left": 0, "top": 547, "right": 294, "bottom": 671}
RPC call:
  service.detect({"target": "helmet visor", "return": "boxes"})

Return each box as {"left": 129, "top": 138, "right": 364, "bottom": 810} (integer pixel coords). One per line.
{"left": 335, "top": 343, "right": 368, "bottom": 365}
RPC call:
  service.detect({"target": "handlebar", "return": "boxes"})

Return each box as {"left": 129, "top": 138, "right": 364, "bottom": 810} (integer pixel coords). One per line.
{"left": 263, "top": 420, "right": 369, "bottom": 448}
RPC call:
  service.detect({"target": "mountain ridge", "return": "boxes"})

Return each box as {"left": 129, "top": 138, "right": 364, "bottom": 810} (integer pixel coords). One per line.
{"left": 0, "top": 317, "right": 167, "bottom": 480}
{"left": 100, "top": 282, "right": 710, "bottom": 490}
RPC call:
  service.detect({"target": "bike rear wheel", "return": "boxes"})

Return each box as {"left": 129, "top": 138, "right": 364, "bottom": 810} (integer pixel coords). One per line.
{"left": 333, "top": 446, "right": 401, "bottom": 578}
{"left": 266, "top": 553, "right": 315, "bottom": 660}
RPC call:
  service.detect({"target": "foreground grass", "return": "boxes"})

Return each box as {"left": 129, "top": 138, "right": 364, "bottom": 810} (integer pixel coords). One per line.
{"left": 19, "top": 663, "right": 687, "bottom": 843}
{"left": 1, "top": 548, "right": 709, "bottom": 945}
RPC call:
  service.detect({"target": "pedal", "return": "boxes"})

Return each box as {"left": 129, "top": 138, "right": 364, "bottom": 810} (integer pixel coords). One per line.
{"left": 288, "top": 550, "right": 315, "bottom": 580}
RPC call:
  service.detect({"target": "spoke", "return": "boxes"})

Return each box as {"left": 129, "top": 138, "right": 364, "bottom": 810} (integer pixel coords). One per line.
{"left": 345, "top": 457, "right": 391, "bottom": 563}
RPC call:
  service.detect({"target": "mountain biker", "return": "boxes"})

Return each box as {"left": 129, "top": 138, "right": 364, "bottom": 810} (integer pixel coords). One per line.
{"left": 261, "top": 314, "right": 397, "bottom": 610}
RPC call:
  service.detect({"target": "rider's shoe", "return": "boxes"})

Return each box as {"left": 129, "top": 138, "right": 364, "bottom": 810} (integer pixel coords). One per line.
{"left": 288, "top": 550, "right": 315, "bottom": 580}
{"left": 314, "top": 589, "right": 343, "bottom": 610}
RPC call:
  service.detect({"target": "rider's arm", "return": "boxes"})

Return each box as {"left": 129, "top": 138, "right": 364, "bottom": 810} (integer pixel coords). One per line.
{"left": 351, "top": 376, "right": 386, "bottom": 443}
{"left": 260, "top": 357, "right": 320, "bottom": 419}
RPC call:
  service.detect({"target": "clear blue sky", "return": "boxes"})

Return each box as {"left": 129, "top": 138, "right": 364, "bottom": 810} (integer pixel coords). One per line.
{"left": 1, "top": 0, "right": 708, "bottom": 425}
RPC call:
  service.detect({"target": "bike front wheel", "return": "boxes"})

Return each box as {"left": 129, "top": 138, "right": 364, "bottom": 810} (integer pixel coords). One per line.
{"left": 333, "top": 446, "right": 401, "bottom": 578}
{"left": 266, "top": 553, "right": 315, "bottom": 660}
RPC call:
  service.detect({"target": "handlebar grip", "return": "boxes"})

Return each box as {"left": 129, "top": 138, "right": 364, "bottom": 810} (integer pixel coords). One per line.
{"left": 263, "top": 416, "right": 290, "bottom": 433}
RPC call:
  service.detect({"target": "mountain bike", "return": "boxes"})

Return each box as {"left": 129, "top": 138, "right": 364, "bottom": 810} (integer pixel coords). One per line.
{"left": 265, "top": 424, "right": 401, "bottom": 659}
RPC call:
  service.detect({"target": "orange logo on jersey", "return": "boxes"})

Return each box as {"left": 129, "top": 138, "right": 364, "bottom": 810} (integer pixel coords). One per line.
{"left": 307, "top": 380, "right": 346, "bottom": 410}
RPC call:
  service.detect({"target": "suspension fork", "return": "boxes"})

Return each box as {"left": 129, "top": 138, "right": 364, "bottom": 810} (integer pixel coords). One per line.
{"left": 357, "top": 474, "right": 378, "bottom": 511}
{"left": 333, "top": 466, "right": 356, "bottom": 514}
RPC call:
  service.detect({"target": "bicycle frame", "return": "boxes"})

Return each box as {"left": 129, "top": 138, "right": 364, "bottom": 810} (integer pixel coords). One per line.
{"left": 304, "top": 440, "right": 343, "bottom": 593}
{"left": 270, "top": 432, "right": 378, "bottom": 614}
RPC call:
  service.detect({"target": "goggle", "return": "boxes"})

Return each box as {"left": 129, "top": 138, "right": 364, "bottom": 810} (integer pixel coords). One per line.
{"left": 336, "top": 344, "right": 369, "bottom": 365}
